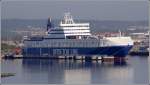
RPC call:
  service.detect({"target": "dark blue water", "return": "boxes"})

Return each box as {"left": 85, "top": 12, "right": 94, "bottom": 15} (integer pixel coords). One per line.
{"left": 1, "top": 56, "right": 149, "bottom": 84}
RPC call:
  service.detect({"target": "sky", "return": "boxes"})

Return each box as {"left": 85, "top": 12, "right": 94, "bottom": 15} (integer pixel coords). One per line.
{"left": 1, "top": 0, "right": 149, "bottom": 21}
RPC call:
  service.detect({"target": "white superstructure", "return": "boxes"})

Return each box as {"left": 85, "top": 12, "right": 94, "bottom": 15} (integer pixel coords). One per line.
{"left": 47, "top": 12, "right": 91, "bottom": 39}
{"left": 104, "top": 37, "right": 133, "bottom": 46}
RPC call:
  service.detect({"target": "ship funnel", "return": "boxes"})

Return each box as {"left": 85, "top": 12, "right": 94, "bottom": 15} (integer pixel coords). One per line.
{"left": 47, "top": 17, "right": 52, "bottom": 31}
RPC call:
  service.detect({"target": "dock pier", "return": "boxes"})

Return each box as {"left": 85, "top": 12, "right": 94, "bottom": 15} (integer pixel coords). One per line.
{"left": 2, "top": 54, "right": 127, "bottom": 63}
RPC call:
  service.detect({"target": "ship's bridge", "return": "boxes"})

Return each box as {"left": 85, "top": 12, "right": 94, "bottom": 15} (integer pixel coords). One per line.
{"left": 60, "top": 13, "right": 91, "bottom": 38}
{"left": 48, "top": 12, "right": 91, "bottom": 39}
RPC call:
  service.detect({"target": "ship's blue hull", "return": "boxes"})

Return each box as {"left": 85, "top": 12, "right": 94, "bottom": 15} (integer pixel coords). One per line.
{"left": 22, "top": 45, "right": 133, "bottom": 57}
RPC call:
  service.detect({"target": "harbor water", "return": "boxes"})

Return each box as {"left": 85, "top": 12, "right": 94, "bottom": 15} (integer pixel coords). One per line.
{"left": 1, "top": 55, "right": 149, "bottom": 84}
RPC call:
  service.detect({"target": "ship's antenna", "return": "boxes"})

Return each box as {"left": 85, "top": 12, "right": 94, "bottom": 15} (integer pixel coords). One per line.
{"left": 63, "top": 12, "right": 74, "bottom": 24}
{"left": 118, "top": 29, "right": 122, "bottom": 37}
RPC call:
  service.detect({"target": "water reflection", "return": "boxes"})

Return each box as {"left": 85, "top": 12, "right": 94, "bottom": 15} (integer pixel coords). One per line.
{"left": 2, "top": 56, "right": 149, "bottom": 84}
{"left": 22, "top": 59, "right": 129, "bottom": 84}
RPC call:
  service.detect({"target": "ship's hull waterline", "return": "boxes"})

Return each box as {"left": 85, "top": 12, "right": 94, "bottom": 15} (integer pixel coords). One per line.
{"left": 22, "top": 45, "right": 132, "bottom": 58}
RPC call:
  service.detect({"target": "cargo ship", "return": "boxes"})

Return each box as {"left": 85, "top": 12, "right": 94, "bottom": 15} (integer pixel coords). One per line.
{"left": 22, "top": 13, "right": 133, "bottom": 58}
